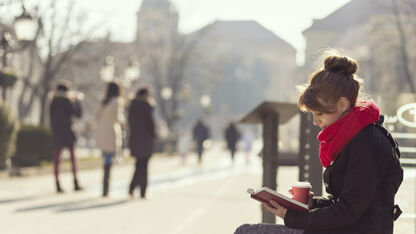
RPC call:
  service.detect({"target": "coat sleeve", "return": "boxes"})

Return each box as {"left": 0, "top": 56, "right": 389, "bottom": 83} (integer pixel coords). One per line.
{"left": 72, "top": 99, "right": 82, "bottom": 118}
{"left": 311, "top": 195, "right": 335, "bottom": 209}
{"left": 145, "top": 104, "right": 155, "bottom": 138}
{"left": 284, "top": 137, "right": 385, "bottom": 230}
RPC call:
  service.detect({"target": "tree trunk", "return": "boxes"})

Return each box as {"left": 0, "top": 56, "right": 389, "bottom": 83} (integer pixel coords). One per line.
{"left": 18, "top": 85, "right": 36, "bottom": 121}
{"left": 392, "top": 0, "right": 415, "bottom": 93}
{"left": 39, "top": 91, "right": 48, "bottom": 126}
{"left": 2, "top": 87, "right": 6, "bottom": 101}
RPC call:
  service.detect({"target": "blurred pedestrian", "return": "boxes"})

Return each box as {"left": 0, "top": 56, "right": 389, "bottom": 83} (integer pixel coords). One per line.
{"left": 241, "top": 127, "right": 255, "bottom": 164}
{"left": 224, "top": 120, "right": 241, "bottom": 161}
{"left": 177, "top": 130, "right": 192, "bottom": 165}
{"left": 192, "top": 118, "right": 210, "bottom": 164}
{"left": 128, "top": 87, "right": 156, "bottom": 198}
{"left": 49, "top": 80, "right": 83, "bottom": 193}
{"left": 95, "top": 81, "right": 124, "bottom": 197}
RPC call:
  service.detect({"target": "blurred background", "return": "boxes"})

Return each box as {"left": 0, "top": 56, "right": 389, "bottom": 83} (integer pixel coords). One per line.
{"left": 0, "top": 0, "right": 415, "bottom": 148}
{"left": 0, "top": 0, "right": 415, "bottom": 233}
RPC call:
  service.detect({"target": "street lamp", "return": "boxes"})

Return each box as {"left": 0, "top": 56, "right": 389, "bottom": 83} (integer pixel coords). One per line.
{"left": 99, "top": 55, "right": 115, "bottom": 82}
{"left": 0, "top": 5, "right": 38, "bottom": 101}
{"left": 200, "top": 94, "right": 211, "bottom": 109}
{"left": 123, "top": 56, "right": 140, "bottom": 87}
{"left": 13, "top": 6, "right": 39, "bottom": 43}
{"left": 161, "top": 86, "right": 172, "bottom": 101}
{"left": 1, "top": 5, "right": 38, "bottom": 67}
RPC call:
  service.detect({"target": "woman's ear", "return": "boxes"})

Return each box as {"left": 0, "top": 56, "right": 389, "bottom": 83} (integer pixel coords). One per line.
{"left": 336, "top": 97, "right": 351, "bottom": 113}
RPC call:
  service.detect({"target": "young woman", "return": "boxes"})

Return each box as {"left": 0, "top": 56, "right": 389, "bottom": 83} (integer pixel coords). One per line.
{"left": 95, "top": 81, "right": 124, "bottom": 197}
{"left": 49, "top": 80, "right": 83, "bottom": 193}
{"left": 235, "top": 54, "right": 403, "bottom": 234}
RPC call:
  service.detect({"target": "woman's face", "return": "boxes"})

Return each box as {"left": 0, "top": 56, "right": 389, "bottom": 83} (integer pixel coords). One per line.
{"left": 311, "top": 110, "right": 344, "bottom": 129}
{"left": 310, "top": 97, "right": 351, "bottom": 129}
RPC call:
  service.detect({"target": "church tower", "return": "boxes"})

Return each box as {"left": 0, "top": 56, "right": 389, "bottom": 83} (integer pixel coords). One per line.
{"left": 136, "top": 0, "right": 179, "bottom": 46}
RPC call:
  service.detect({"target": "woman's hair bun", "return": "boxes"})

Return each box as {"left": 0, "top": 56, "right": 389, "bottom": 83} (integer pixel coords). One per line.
{"left": 324, "top": 55, "right": 358, "bottom": 76}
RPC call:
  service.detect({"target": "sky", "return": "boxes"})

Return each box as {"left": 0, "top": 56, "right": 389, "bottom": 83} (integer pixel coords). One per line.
{"left": 76, "top": 0, "right": 351, "bottom": 65}
{"left": 3, "top": 0, "right": 351, "bottom": 65}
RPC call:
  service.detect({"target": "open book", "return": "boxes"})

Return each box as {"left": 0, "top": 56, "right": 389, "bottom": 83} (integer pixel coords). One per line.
{"left": 247, "top": 187, "right": 309, "bottom": 212}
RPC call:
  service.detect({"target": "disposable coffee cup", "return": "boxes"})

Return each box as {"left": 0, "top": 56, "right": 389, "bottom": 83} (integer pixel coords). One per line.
{"left": 292, "top": 182, "right": 312, "bottom": 204}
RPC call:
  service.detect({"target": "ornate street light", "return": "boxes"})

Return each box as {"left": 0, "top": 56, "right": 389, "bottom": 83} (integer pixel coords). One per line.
{"left": 161, "top": 86, "right": 172, "bottom": 101}
{"left": 0, "top": 5, "right": 38, "bottom": 101}
{"left": 200, "top": 94, "right": 211, "bottom": 109}
{"left": 99, "top": 55, "right": 115, "bottom": 82}
{"left": 123, "top": 56, "right": 140, "bottom": 87}
{"left": 13, "top": 6, "right": 38, "bottom": 43}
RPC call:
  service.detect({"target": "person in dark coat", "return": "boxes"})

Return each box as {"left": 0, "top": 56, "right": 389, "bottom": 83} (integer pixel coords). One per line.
{"left": 235, "top": 54, "right": 403, "bottom": 234}
{"left": 224, "top": 121, "right": 241, "bottom": 161}
{"left": 192, "top": 118, "right": 210, "bottom": 163}
{"left": 128, "top": 87, "right": 156, "bottom": 198}
{"left": 49, "top": 80, "right": 83, "bottom": 193}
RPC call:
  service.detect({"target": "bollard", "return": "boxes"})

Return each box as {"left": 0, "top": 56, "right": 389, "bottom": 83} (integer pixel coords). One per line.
{"left": 298, "top": 112, "right": 322, "bottom": 196}
{"left": 241, "top": 101, "right": 298, "bottom": 223}
{"left": 261, "top": 112, "right": 279, "bottom": 223}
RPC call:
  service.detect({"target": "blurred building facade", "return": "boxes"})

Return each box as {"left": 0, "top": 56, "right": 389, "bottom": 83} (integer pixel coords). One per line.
{"left": 299, "top": 0, "right": 416, "bottom": 158}
{"left": 54, "top": 0, "right": 297, "bottom": 139}
{"left": 300, "top": 0, "right": 416, "bottom": 94}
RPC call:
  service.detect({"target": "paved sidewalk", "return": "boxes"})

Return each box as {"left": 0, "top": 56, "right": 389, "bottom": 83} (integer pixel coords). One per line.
{"left": 0, "top": 143, "right": 414, "bottom": 234}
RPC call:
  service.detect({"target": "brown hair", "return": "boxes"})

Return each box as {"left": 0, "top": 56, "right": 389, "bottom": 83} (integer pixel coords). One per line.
{"left": 102, "top": 81, "right": 122, "bottom": 106}
{"left": 298, "top": 55, "right": 361, "bottom": 113}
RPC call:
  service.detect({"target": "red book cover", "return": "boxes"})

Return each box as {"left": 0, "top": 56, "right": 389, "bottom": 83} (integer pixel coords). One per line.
{"left": 247, "top": 187, "right": 309, "bottom": 212}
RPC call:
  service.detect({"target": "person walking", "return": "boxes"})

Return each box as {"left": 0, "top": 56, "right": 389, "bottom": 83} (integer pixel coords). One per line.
{"left": 192, "top": 118, "right": 210, "bottom": 164}
{"left": 177, "top": 130, "right": 192, "bottom": 165}
{"left": 128, "top": 87, "right": 156, "bottom": 199}
{"left": 49, "top": 80, "right": 83, "bottom": 193}
{"left": 234, "top": 52, "right": 403, "bottom": 234}
{"left": 224, "top": 120, "right": 241, "bottom": 161}
{"left": 241, "top": 127, "right": 255, "bottom": 164}
{"left": 95, "top": 81, "right": 124, "bottom": 197}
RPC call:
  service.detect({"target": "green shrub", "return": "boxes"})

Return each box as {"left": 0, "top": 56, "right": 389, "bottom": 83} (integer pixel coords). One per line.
{"left": 0, "top": 103, "right": 17, "bottom": 170}
{"left": 0, "top": 68, "right": 18, "bottom": 88}
{"left": 13, "top": 125, "right": 53, "bottom": 167}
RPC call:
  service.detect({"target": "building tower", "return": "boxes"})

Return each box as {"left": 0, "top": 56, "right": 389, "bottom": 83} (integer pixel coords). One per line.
{"left": 136, "top": 0, "right": 179, "bottom": 46}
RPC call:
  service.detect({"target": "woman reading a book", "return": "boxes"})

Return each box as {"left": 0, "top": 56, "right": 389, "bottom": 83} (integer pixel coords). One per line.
{"left": 235, "top": 52, "right": 403, "bottom": 234}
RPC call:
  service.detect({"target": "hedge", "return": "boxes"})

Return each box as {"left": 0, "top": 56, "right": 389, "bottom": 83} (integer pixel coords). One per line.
{"left": 13, "top": 125, "right": 53, "bottom": 167}
{"left": 0, "top": 103, "right": 17, "bottom": 169}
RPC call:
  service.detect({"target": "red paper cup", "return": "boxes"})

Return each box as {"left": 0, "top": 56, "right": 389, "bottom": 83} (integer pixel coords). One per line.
{"left": 292, "top": 182, "right": 312, "bottom": 204}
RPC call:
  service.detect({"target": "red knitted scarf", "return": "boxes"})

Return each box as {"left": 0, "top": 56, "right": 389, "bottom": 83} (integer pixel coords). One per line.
{"left": 317, "top": 101, "right": 380, "bottom": 168}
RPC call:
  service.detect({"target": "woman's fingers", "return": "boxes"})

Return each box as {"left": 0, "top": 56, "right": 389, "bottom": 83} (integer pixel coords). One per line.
{"left": 269, "top": 200, "right": 281, "bottom": 208}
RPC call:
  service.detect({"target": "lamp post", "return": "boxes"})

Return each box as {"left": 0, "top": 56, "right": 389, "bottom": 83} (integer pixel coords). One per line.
{"left": 160, "top": 86, "right": 173, "bottom": 131}
{"left": 122, "top": 56, "right": 140, "bottom": 88}
{"left": 200, "top": 94, "right": 211, "bottom": 114}
{"left": 14, "top": 6, "right": 39, "bottom": 43}
{"left": 161, "top": 86, "right": 173, "bottom": 101}
{"left": 0, "top": 5, "right": 38, "bottom": 101}
{"left": 99, "top": 55, "right": 115, "bottom": 82}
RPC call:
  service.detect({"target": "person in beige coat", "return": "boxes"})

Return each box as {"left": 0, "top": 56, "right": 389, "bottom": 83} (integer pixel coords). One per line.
{"left": 95, "top": 81, "right": 124, "bottom": 197}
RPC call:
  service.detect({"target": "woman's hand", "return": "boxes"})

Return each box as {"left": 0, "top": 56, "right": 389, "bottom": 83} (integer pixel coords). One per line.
{"left": 262, "top": 200, "right": 287, "bottom": 219}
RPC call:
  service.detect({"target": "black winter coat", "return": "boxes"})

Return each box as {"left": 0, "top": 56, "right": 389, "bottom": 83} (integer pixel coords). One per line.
{"left": 284, "top": 124, "right": 403, "bottom": 234}
{"left": 49, "top": 94, "right": 82, "bottom": 149}
{"left": 225, "top": 123, "right": 240, "bottom": 151}
{"left": 128, "top": 98, "right": 155, "bottom": 159}
{"left": 192, "top": 121, "right": 209, "bottom": 146}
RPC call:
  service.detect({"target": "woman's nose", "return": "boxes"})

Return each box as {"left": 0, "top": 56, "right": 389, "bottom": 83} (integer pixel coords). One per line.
{"left": 313, "top": 116, "right": 320, "bottom": 126}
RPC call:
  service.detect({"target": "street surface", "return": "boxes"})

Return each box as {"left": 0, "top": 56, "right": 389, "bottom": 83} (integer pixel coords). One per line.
{"left": 0, "top": 142, "right": 415, "bottom": 234}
